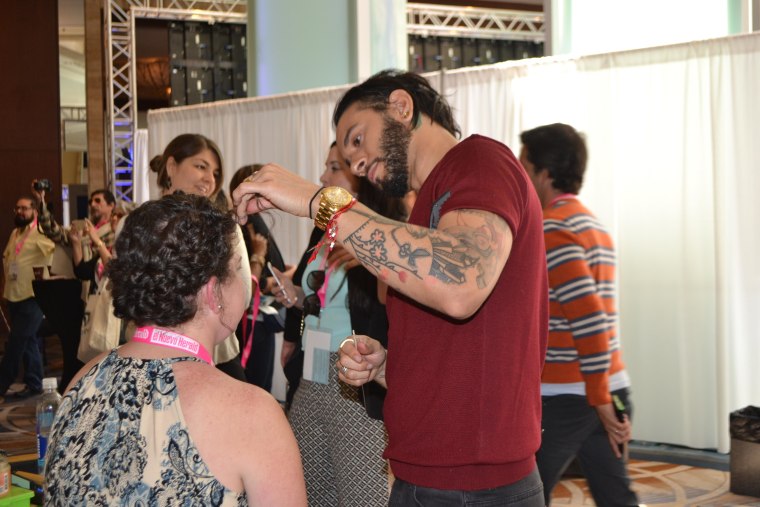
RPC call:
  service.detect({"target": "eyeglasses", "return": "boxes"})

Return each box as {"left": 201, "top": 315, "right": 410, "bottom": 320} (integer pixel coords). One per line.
{"left": 13, "top": 206, "right": 32, "bottom": 213}
{"left": 301, "top": 270, "right": 326, "bottom": 318}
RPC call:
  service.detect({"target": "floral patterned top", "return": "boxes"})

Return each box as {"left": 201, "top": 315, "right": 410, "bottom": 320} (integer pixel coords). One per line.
{"left": 44, "top": 350, "right": 247, "bottom": 506}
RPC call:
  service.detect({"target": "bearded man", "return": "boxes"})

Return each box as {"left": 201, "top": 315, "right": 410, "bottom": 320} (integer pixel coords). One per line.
{"left": 36, "top": 188, "right": 116, "bottom": 253}
{"left": 234, "top": 70, "right": 548, "bottom": 505}
{"left": 1, "top": 195, "right": 55, "bottom": 398}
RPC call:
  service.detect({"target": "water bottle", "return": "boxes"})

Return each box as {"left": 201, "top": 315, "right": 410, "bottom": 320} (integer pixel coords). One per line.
{"left": 0, "top": 449, "right": 10, "bottom": 497}
{"left": 36, "top": 377, "right": 62, "bottom": 474}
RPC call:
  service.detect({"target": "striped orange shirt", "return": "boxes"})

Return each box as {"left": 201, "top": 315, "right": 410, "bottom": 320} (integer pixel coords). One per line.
{"left": 541, "top": 197, "right": 627, "bottom": 406}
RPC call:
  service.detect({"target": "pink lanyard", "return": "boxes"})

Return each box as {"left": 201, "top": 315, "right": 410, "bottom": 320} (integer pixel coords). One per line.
{"left": 315, "top": 251, "right": 334, "bottom": 309}
{"left": 240, "top": 274, "right": 261, "bottom": 369}
{"left": 548, "top": 193, "right": 577, "bottom": 208}
{"left": 14, "top": 219, "right": 37, "bottom": 256}
{"left": 132, "top": 326, "right": 213, "bottom": 364}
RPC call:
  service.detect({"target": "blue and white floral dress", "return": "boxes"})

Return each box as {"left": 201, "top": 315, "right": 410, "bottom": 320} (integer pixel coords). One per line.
{"left": 44, "top": 350, "right": 247, "bottom": 506}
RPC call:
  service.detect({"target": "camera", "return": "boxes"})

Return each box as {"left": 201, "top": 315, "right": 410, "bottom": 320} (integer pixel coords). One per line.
{"left": 32, "top": 179, "right": 52, "bottom": 192}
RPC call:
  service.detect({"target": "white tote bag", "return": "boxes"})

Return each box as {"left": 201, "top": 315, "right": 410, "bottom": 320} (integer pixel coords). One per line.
{"left": 78, "top": 277, "right": 121, "bottom": 362}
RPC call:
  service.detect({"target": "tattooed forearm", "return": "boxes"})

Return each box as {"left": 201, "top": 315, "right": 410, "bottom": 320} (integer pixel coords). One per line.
{"left": 344, "top": 209, "right": 424, "bottom": 279}
{"left": 343, "top": 207, "right": 507, "bottom": 288}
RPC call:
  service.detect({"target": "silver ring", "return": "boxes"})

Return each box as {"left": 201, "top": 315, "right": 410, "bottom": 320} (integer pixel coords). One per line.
{"left": 340, "top": 365, "right": 348, "bottom": 375}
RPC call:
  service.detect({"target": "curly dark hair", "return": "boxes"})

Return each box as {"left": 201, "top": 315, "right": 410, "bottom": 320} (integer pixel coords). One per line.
{"left": 333, "top": 69, "right": 461, "bottom": 139}
{"left": 519, "top": 123, "right": 588, "bottom": 194}
{"left": 107, "top": 193, "right": 238, "bottom": 327}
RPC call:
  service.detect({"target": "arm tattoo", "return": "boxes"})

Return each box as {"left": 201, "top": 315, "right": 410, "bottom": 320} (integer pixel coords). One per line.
{"left": 344, "top": 210, "right": 424, "bottom": 280}
{"left": 344, "top": 208, "right": 504, "bottom": 287}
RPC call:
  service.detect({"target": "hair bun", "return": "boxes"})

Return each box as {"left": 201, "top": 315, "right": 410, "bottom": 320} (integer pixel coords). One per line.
{"left": 149, "top": 155, "right": 164, "bottom": 174}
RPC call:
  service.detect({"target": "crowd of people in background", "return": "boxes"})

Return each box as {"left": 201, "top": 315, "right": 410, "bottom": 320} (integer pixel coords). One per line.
{"left": 0, "top": 69, "right": 637, "bottom": 507}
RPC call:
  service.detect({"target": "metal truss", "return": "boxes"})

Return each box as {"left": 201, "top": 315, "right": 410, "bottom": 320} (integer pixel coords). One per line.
{"left": 105, "top": 0, "right": 246, "bottom": 202}
{"left": 407, "top": 2, "right": 544, "bottom": 42}
{"left": 61, "top": 106, "right": 87, "bottom": 122}
{"left": 105, "top": 1, "right": 539, "bottom": 201}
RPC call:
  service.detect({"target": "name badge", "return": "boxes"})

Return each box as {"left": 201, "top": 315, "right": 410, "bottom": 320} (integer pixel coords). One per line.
{"left": 302, "top": 326, "right": 332, "bottom": 385}
{"left": 8, "top": 262, "right": 19, "bottom": 281}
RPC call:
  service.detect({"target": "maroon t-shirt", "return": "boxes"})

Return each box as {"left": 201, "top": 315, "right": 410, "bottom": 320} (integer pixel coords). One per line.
{"left": 384, "top": 135, "right": 548, "bottom": 490}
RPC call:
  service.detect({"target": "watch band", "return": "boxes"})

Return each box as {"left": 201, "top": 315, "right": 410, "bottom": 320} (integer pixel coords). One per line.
{"left": 314, "top": 186, "right": 354, "bottom": 231}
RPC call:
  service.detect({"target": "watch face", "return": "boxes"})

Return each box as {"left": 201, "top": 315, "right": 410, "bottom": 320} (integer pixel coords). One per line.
{"left": 324, "top": 186, "right": 353, "bottom": 207}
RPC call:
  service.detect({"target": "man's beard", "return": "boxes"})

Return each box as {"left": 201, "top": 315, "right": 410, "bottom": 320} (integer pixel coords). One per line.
{"left": 14, "top": 215, "right": 33, "bottom": 228}
{"left": 378, "top": 114, "right": 412, "bottom": 198}
{"left": 90, "top": 207, "right": 102, "bottom": 224}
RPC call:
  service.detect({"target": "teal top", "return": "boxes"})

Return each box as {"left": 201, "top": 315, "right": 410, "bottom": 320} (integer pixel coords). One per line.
{"left": 301, "top": 243, "right": 352, "bottom": 351}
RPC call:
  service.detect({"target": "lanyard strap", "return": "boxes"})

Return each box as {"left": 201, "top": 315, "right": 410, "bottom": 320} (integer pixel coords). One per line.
{"left": 240, "top": 274, "right": 261, "bottom": 369}
{"left": 132, "top": 326, "right": 213, "bottom": 364}
{"left": 14, "top": 219, "right": 37, "bottom": 256}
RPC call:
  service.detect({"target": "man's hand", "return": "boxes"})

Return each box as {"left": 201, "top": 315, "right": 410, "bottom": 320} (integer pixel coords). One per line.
{"left": 231, "top": 163, "right": 320, "bottom": 224}
{"left": 595, "top": 402, "right": 632, "bottom": 459}
{"left": 336, "top": 335, "right": 387, "bottom": 388}
{"left": 67, "top": 226, "right": 82, "bottom": 245}
{"left": 31, "top": 186, "right": 45, "bottom": 207}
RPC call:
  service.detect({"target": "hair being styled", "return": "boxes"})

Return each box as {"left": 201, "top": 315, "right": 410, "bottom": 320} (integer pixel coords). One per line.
{"left": 519, "top": 123, "right": 588, "bottom": 194}
{"left": 333, "top": 69, "right": 461, "bottom": 139}
{"left": 150, "top": 134, "right": 224, "bottom": 195}
{"left": 228, "top": 164, "right": 265, "bottom": 197}
{"left": 107, "top": 193, "right": 238, "bottom": 327}
{"left": 90, "top": 189, "right": 116, "bottom": 206}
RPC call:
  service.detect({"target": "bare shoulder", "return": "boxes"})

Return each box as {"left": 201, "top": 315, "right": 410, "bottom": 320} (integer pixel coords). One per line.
{"left": 173, "top": 364, "right": 306, "bottom": 505}
{"left": 173, "top": 363, "right": 282, "bottom": 424}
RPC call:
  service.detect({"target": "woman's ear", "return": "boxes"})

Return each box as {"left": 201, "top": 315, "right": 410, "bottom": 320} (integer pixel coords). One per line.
{"left": 203, "top": 276, "right": 222, "bottom": 314}
{"left": 166, "top": 156, "right": 177, "bottom": 181}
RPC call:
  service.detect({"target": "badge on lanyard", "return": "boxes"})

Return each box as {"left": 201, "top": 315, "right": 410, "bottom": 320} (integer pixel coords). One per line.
{"left": 8, "top": 261, "right": 19, "bottom": 282}
{"left": 302, "top": 326, "right": 332, "bottom": 385}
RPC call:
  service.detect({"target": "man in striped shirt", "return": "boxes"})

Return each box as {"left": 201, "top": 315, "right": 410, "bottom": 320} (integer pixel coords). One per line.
{"left": 520, "top": 123, "right": 638, "bottom": 506}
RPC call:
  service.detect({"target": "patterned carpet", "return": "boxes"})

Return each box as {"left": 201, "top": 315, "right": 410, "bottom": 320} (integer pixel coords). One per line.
{"left": 552, "top": 459, "right": 760, "bottom": 505}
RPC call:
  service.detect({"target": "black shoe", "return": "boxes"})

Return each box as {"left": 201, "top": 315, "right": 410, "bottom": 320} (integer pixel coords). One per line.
{"left": 8, "top": 386, "right": 43, "bottom": 399}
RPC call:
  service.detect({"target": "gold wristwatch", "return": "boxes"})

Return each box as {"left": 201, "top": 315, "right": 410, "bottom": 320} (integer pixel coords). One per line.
{"left": 314, "top": 186, "right": 354, "bottom": 230}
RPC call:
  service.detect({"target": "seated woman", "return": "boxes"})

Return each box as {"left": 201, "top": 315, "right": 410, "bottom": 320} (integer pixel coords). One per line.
{"left": 44, "top": 194, "right": 306, "bottom": 506}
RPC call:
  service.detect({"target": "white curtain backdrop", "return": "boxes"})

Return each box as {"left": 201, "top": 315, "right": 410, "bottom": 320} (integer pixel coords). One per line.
{"left": 147, "top": 85, "right": 349, "bottom": 265}
{"left": 145, "top": 32, "right": 760, "bottom": 452}
{"left": 133, "top": 128, "right": 151, "bottom": 205}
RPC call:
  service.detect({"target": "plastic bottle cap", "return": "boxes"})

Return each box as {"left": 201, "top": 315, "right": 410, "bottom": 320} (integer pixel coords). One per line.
{"left": 42, "top": 377, "right": 58, "bottom": 391}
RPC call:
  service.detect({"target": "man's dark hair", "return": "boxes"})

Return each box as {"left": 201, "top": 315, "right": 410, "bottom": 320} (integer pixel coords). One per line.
{"left": 90, "top": 189, "right": 116, "bottom": 206}
{"left": 107, "top": 193, "right": 238, "bottom": 327}
{"left": 333, "top": 69, "right": 461, "bottom": 139}
{"left": 520, "top": 123, "right": 588, "bottom": 194}
{"left": 18, "top": 195, "right": 39, "bottom": 208}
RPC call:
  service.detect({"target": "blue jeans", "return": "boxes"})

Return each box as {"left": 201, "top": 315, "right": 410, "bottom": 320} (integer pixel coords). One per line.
{"left": 0, "top": 298, "right": 45, "bottom": 392}
{"left": 389, "top": 468, "right": 544, "bottom": 506}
